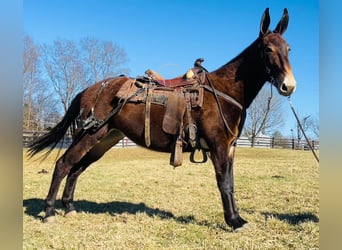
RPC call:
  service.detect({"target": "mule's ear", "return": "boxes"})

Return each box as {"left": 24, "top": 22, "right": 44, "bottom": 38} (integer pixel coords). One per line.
{"left": 274, "top": 8, "right": 289, "bottom": 35}
{"left": 259, "top": 8, "right": 270, "bottom": 37}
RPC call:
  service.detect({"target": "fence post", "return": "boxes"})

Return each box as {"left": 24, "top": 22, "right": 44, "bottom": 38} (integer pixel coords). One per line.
{"left": 292, "top": 138, "right": 294, "bottom": 150}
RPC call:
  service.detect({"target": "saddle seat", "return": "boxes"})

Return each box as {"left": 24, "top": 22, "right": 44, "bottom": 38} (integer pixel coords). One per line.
{"left": 145, "top": 58, "right": 207, "bottom": 88}
{"left": 145, "top": 69, "right": 200, "bottom": 88}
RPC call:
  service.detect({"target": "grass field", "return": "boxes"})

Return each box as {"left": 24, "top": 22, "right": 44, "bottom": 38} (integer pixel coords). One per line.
{"left": 23, "top": 147, "right": 319, "bottom": 249}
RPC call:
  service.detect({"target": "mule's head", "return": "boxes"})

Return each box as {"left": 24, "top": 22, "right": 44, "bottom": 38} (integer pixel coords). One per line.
{"left": 258, "top": 8, "right": 296, "bottom": 96}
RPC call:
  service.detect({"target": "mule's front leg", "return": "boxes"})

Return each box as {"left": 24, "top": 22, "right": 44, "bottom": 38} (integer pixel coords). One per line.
{"left": 213, "top": 145, "right": 248, "bottom": 230}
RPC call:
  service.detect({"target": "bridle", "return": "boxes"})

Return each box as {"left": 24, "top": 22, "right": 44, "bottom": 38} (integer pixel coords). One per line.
{"left": 258, "top": 36, "right": 275, "bottom": 85}
{"left": 258, "top": 33, "right": 290, "bottom": 92}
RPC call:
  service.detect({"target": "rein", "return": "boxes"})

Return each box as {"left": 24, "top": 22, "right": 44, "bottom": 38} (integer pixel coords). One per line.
{"left": 203, "top": 73, "right": 243, "bottom": 138}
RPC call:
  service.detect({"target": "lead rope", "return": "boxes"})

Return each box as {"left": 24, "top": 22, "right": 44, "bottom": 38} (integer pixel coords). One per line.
{"left": 287, "top": 97, "right": 319, "bottom": 164}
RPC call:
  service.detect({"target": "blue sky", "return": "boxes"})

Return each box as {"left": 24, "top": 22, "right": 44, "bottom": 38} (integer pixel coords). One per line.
{"left": 24, "top": 0, "right": 319, "bottom": 137}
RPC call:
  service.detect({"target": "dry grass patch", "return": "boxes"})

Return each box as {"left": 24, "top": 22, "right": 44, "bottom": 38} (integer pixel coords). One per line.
{"left": 23, "top": 147, "right": 319, "bottom": 249}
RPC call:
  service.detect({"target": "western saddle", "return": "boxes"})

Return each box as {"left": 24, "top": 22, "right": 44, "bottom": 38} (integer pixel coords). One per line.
{"left": 116, "top": 58, "right": 209, "bottom": 167}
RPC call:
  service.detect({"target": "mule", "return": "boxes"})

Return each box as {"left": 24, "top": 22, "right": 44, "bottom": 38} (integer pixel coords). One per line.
{"left": 28, "top": 8, "right": 296, "bottom": 230}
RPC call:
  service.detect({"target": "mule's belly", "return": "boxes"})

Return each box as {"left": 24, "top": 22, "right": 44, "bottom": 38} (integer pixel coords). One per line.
{"left": 109, "top": 103, "right": 176, "bottom": 153}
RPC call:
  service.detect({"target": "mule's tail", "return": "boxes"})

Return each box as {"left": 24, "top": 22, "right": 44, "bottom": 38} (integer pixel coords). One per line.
{"left": 27, "top": 91, "right": 83, "bottom": 158}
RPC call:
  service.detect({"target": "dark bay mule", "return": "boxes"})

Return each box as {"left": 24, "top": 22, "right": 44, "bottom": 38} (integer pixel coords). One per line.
{"left": 28, "top": 8, "right": 296, "bottom": 230}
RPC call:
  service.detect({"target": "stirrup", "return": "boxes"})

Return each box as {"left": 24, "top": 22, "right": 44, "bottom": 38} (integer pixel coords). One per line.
{"left": 190, "top": 149, "right": 208, "bottom": 164}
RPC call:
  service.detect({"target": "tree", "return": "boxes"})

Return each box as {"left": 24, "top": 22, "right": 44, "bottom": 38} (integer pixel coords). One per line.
{"left": 34, "top": 87, "right": 59, "bottom": 130}
{"left": 23, "top": 36, "right": 38, "bottom": 130}
{"left": 40, "top": 38, "right": 88, "bottom": 113}
{"left": 40, "top": 37, "right": 129, "bottom": 114}
{"left": 80, "top": 37, "right": 129, "bottom": 83}
{"left": 24, "top": 36, "right": 129, "bottom": 131}
{"left": 294, "top": 114, "right": 319, "bottom": 142}
{"left": 23, "top": 35, "right": 58, "bottom": 131}
{"left": 311, "top": 115, "right": 319, "bottom": 139}
{"left": 243, "top": 84, "right": 285, "bottom": 147}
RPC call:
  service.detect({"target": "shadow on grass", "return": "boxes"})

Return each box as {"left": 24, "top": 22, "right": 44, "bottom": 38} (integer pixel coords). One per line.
{"left": 262, "top": 211, "right": 319, "bottom": 225}
{"left": 23, "top": 198, "right": 230, "bottom": 231}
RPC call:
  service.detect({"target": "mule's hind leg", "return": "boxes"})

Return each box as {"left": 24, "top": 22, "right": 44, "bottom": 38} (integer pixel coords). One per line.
{"left": 43, "top": 127, "right": 109, "bottom": 222}
{"left": 44, "top": 157, "right": 73, "bottom": 222}
{"left": 61, "top": 129, "right": 125, "bottom": 216}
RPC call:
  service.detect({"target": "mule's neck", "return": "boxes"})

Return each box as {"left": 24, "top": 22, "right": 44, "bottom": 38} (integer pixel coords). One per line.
{"left": 211, "top": 38, "right": 268, "bottom": 108}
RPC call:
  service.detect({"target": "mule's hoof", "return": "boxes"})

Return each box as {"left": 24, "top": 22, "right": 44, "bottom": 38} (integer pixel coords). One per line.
{"left": 234, "top": 222, "right": 250, "bottom": 232}
{"left": 64, "top": 210, "right": 77, "bottom": 218}
{"left": 42, "top": 216, "right": 56, "bottom": 223}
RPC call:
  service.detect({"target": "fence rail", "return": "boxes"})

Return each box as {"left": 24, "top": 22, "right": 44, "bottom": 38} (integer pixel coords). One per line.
{"left": 23, "top": 131, "right": 319, "bottom": 150}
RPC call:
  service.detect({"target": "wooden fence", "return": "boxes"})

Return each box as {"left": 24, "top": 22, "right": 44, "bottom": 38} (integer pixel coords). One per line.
{"left": 23, "top": 131, "right": 319, "bottom": 150}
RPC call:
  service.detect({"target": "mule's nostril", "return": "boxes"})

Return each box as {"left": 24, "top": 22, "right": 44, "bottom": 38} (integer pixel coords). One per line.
{"left": 281, "top": 83, "right": 288, "bottom": 92}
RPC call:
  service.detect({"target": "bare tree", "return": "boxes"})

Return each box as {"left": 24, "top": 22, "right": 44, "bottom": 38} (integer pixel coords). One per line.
{"left": 243, "top": 84, "right": 285, "bottom": 146}
{"left": 80, "top": 37, "right": 129, "bottom": 83}
{"left": 294, "top": 114, "right": 319, "bottom": 142}
{"left": 24, "top": 36, "right": 129, "bottom": 132}
{"left": 40, "top": 37, "right": 129, "bottom": 114}
{"left": 34, "top": 88, "right": 59, "bottom": 130}
{"left": 23, "top": 35, "right": 39, "bottom": 130}
{"left": 40, "top": 38, "right": 88, "bottom": 113}
{"left": 23, "top": 35, "right": 58, "bottom": 131}
{"left": 311, "top": 115, "right": 319, "bottom": 139}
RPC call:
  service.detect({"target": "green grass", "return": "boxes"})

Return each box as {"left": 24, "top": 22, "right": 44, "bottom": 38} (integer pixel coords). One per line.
{"left": 23, "top": 147, "right": 319, "bottom": 249}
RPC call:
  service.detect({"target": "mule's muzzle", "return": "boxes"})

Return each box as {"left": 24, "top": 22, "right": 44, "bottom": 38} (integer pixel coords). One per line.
{"left": 278, "top": 76, "right": 296, "bottom": 96}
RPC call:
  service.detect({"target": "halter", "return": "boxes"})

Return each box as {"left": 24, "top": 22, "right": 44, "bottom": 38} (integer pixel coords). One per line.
{"left": 258, "top": 33, "right": 288, "bottom": 91}
{"left": 258, "top": 36, "right": 274, "bottom": 84}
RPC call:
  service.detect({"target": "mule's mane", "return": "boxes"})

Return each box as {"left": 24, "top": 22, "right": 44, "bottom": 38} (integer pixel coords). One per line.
{"left": 210, "top": 38, "right": 267, "bottom": 108}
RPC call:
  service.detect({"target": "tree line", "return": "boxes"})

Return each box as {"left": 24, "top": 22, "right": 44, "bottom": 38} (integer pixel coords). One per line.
{"left": 23, "top": 35, "right": 129, "bottom": 131}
